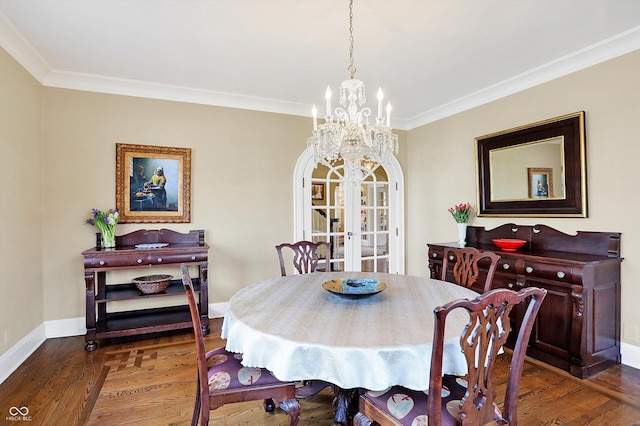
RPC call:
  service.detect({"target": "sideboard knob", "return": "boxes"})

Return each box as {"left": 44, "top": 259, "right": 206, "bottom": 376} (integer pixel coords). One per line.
{"left": 137, "top": 258, "right": 143, "bottom": 264}
{"left": 432, "top": 253, "right": 437, "bottom": 258}
{"left": 449, "top": 255, "right": 455, "bottom": 261}
{"left": 157, "top": 258, "right": 163, "bottom": 263}
{"left": 191, "top": 256, "right": 196, "bottom": 260}
{"left": 99, "top": 260, "right": 105, "bottom": 266}
{"left": 508, "top": 283, "right": 514, "bottom": 288}
{"left": 503, "top": 263, "right": 510, "bottom": 270}
{"left": 525, "top": 266, "right": 534, "bottom": 274}
{"left": 557, "top": 271, "right": 566, "bottom": 279}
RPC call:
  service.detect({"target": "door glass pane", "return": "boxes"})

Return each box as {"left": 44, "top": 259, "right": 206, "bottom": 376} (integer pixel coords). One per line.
{"left": 360, "top": 166, "right": 389, "bottom": 272}
{"left": 309, "top": 160, "right": 390, "bottom": 273}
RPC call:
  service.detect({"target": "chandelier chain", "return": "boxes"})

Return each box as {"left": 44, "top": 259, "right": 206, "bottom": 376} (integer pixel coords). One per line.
{"left": 348, "top": 0, "right": 355, "bottom": 79}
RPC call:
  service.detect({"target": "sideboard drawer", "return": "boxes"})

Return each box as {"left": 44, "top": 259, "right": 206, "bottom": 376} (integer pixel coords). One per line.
{"left": 520, "top": 260, "right": 574, "bottom": 282}
{"left": 84, "top": 253, "right": 148, "bottom": 268}
{"left": 147, "top": 251, "right": 207, "bottom": 265}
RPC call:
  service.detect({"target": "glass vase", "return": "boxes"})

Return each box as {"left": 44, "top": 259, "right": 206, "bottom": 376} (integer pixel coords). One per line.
{"left": 102, "top": 233, "right": 116, "bottom": 248}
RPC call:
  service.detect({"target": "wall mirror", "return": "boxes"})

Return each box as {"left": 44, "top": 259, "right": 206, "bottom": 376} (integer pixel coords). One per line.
{"left": 476, "top": 111, "right": 587, "bottom": 217}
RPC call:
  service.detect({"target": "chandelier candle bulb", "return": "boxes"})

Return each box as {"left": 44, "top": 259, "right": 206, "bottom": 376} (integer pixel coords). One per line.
{"left": 386, "top": 102, "right": 392, "bottom": 127}
{"left": 377, "top": 88, "right": 384, "bottom": 119}
{"left": 325, "top": 86, "right": 332, "bottom": 118}
{"left": 312, "top": 104, "right": 318, "bottom": 130}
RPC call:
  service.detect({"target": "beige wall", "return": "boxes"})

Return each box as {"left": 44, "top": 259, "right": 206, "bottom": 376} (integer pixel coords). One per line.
{"left": 406, "top": 49, "right": 640, "bottom": 348}
{"left": 2, "top": 44, "right": 640, "bottom": 358}
{"left": 41, "top": 89, "right": 316, "bottom": 320}
{"left": 0, "top": 49, "right": 44, "bottom": 353}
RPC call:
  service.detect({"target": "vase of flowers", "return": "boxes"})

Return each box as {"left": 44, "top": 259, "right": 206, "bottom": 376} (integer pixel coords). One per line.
{"left": 448, "top": 203, "right": 473, "bottom": 246}
{"left": 87, "top": 208, "right": 119, "bottom": 248}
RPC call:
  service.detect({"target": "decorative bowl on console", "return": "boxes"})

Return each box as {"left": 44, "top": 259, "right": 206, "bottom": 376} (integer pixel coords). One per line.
{"left": 492, "top": 239, "right": 527, "bottom": 251}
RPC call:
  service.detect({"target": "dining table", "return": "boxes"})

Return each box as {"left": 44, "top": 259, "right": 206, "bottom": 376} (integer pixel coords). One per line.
{"left": 221, "top": 271, "right": 479, "bottom": 425}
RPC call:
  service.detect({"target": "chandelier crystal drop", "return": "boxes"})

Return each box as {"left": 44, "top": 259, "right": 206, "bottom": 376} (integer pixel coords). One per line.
{"left": 306, "top": 0, "right": 398, "bottom": 184}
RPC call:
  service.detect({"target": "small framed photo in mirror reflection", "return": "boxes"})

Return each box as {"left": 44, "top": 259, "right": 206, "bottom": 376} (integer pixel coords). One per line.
{"left": 311, "top": 183, "right": 325, "bottom": 200}
{"left": 528, "top": 168, "right": 553, "bottom": 198}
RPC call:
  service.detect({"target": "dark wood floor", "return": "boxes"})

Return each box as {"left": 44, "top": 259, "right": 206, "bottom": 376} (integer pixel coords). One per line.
{"left": 1, "top": 318, "right": 640, "bottom": 425}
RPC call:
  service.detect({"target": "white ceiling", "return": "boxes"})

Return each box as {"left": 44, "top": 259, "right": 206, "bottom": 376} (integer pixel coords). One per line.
{"left": 1, "top": 0, "right": 640, "bottom": 130}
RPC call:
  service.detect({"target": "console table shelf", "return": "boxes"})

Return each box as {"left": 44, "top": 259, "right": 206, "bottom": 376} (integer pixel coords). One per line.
{"left": 428, "top": 224, "right": 622, "bottom": 379}
{"left": 82, "top": 229, "right": 209, "bottom": 352}
{"left": 96, "top": 278, "right": 202, "bottom": 302}
{"left": 96, "top": 305, "right": 193, "bottom": 337}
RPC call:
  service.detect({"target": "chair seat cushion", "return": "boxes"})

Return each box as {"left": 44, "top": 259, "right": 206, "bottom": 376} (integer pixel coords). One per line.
{"left": 362, "top": 375, "right": 492, "bottom": 426}
{"left": 205, "top": 347, "right": 286, "bottom": 392}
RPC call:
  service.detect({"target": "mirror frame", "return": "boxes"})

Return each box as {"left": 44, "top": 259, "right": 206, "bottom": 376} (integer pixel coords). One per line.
{"left": 476, "top": 111, "right": 587, "bottom": 217}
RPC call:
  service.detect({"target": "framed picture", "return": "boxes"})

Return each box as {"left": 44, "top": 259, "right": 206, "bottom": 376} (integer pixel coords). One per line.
{"left": 528, "top": 168, "right": 554, "bottom": 198}
{"left": 311, "top": 183, "right": 325, "bottom": 200}
{"left": 115, "top": 143, "right": 191, "bottom": 223}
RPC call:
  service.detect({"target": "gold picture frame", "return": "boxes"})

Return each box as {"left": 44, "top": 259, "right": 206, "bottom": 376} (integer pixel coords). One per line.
{"left": 115, "top": 143, "right": 191, "bottom": 223}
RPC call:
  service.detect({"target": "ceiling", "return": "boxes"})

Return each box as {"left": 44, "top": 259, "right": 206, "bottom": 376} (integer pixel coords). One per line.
{"left": 1, "top": 0, "right": 640, "bottom": 130}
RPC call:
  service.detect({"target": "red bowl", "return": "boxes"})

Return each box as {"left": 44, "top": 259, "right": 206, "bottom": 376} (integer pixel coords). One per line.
{"left": 492, "top": 239, "right": 527, "bottom": 251}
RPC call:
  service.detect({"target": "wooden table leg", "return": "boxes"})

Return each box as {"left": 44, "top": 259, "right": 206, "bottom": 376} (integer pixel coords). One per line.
{"left": 333, "top": 388, "right": 358, "bottom": 426}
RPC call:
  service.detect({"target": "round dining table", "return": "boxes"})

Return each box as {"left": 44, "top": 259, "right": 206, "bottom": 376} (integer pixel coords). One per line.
{"left": 221, "top": 271, "right": 479, "bottom": 425}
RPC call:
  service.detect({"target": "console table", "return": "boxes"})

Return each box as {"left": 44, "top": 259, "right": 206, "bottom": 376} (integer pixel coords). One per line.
{"left": 427, "top": 224, "right": 622, "bottom": 378}
{"left": 82, "top": 229, "right": 209, "bottom": 352}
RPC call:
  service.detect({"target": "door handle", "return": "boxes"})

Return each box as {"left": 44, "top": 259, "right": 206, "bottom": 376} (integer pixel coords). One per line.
{"left": 347, "top": 232, "right": 353, "bottom": 240}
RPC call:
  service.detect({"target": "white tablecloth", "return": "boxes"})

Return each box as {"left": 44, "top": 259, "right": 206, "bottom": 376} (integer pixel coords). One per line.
{"left": 221, "top": 272, "right": 478, "bottom": 391}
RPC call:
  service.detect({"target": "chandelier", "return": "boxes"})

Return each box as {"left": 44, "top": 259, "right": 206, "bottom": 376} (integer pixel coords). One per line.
{"left": 306, "top": 0, "right": 398, "bottom": 184}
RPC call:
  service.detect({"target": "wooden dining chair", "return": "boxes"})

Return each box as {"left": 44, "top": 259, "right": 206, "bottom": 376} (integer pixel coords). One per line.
{"left": 181, "top": 264, "right": 301, "bottom": 426}
{"left": 441, "top": 246, "right": 500, "bottom": 293}
{"left": 276, "top": 240, "right": 332, "bottom": 276}
{"left": 355, "top": 286, "right": 547, "bottom": 426}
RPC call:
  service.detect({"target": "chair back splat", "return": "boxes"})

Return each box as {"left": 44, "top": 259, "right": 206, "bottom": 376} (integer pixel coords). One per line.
{"left": 356, "top": 287, "right": 547, "bottom": 426}
{"left": 181, "top": 264, "right": 301, "bottom": 425}
{"left": 276, "top": 240, "right": 331, "bottom": 276}
{"left": 441, "top": 247, "right": 500, "bottom": 293}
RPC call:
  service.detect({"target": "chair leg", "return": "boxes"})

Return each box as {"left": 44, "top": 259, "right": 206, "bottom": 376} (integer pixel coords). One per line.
{"left": 353, "top": 412, "right": 373, "bottom": 426}
{"left": 192, "top": 378, "right": 201, "bottom": 426}
{"left": 264, "top": 398, "right": 275, "bottom": 413}
{"left": 279, "top": 398, "right": 301, "bottom": 426}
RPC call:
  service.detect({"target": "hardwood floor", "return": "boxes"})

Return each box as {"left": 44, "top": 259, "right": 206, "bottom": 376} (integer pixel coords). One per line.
{"left": 1, "top": 318, "right": 640, "bottom": 425}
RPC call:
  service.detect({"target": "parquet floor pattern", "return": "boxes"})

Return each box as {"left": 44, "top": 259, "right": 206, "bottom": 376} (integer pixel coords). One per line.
{"left": 1, "top": 318, "right": 639, "bottom": 425}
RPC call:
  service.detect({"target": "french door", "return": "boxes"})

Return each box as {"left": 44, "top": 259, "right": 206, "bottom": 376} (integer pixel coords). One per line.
{"left": 294, "top": 151, "right": 404, "bottom": 273}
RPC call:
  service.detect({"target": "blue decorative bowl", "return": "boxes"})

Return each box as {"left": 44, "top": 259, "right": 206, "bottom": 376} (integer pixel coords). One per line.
{"left": 322, "top": 278, "right": 387, "bottom": 298}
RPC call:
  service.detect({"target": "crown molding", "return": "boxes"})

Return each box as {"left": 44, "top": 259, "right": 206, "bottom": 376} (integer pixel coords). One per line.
{"left": 1, "top": 9, "right": 638, "bottom": 131}
{"left": 0, "top": 10, "right": 49, "bottom": 82}
{"left": 405, "top": 25, "right": 640, "bottom": 130}
{"left": 43, "top": 69, "right": 311, "bottom": 117}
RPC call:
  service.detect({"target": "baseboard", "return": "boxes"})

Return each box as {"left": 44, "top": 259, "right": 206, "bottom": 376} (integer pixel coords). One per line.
{"left": 45, "top": 316, "right": 86, "bottom": 338}
{"left": 208, "top": 301, "right": 227, "bottom": 318}
{"left": 621, "top": 342, "right": 640, "bottom": 369}
{"left": 0, "top": 323, "right": 46, "bottom": 385}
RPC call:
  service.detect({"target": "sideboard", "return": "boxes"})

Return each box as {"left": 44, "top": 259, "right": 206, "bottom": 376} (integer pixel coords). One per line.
{"left": 82, "top": 229, "right": 209, "bottom": 352}
{"left": 427, "top": 224, "right": 622, "bottom": 378}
